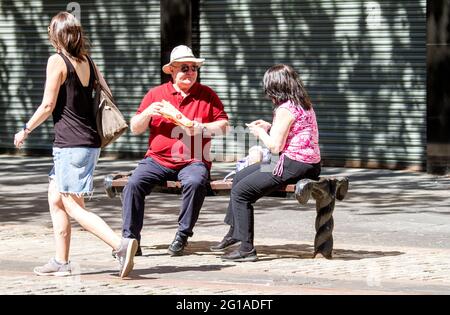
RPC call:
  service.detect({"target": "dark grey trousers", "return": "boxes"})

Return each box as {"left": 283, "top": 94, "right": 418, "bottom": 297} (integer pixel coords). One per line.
{"left": 122, "top": 157, "right": 208, "bottom": 242}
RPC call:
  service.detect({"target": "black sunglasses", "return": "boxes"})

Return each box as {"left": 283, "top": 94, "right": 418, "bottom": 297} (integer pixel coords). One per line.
{"left": 176, "top": 64, "right": 199, "bottom": 73}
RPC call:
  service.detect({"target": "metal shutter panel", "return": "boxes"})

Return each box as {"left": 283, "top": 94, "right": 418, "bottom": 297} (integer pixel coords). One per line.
{"left": 198, "top": 0, "right": 426, "bottom": 169}
{"left": 0, "top": 0, "right": 160, "bottom": 155}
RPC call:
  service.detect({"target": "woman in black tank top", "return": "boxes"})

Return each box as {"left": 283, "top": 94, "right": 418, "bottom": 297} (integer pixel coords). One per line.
{"left": 13, "top": 12, "right": 137, "bottom": 278}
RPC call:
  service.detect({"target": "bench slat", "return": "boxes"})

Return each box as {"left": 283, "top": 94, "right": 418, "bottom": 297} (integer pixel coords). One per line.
{"left": 110, "top": 176, "right": 295, "bottom": 193}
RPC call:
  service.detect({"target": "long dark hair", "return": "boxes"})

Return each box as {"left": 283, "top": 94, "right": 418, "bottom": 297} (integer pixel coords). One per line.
{"left": 48, "top": 12, "right": 89, "bottom": 62}
{"left": 263, "top": 64, "right": 312, "bottom": 110}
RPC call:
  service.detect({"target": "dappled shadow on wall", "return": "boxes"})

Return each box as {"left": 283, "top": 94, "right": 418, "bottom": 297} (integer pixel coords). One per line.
{"left": 200, "top": 0, "right": 426, "bottom": 168}
{"left": 0, "top": 0, "right": 160, "bottom": 155}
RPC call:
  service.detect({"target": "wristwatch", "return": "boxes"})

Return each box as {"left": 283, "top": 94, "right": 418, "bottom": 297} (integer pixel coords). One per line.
{"left": 23, "top": 123, "right": 31, "bottom": 134}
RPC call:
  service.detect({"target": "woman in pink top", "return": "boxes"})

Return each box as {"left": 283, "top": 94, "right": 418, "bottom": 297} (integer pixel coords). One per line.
{"left": 211, "top": 64, "right": 321, "bottom": 262}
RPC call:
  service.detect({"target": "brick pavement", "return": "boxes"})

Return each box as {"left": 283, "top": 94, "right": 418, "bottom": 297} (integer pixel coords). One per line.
{"left": 1, "top": 155, "right": 450, "bottom": 295}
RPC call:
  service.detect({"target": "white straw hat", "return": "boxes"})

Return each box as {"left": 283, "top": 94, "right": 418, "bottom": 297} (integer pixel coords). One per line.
{"left": 162, "top": 45, "right": 205, "bottom": 74}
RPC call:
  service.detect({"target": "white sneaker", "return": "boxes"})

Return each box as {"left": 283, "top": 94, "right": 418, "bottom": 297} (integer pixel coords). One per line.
{"left": 113, "top": 238, "right": 138, "bottom": 278}
{"left": 33, "top": 258, "right": 72, "bottom": 277}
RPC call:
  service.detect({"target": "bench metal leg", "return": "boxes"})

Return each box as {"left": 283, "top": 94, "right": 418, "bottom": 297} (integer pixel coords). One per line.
{"left": 104, "top": 172, "right": 133, "bottom": 199}
{"left": 295, "top": 177, "right": 349, "bottom": 259}
{"left": 104, "top": 174, "right": 116, "bottom": 198}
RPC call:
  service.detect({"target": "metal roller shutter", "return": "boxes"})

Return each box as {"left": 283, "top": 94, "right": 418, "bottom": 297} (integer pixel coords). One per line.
{"left": 198, "top": 0, "right": 426, "bottom": 169}
{"left": 0, "top": 0, "right": 160, "bottom": 155}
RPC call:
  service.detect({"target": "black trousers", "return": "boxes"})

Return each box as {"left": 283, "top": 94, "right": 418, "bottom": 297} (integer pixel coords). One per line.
{"left": 224, "top": 156, "right": 321, "bottom": 245}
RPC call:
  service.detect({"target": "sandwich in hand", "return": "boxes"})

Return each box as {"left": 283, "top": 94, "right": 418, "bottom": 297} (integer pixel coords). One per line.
{"left": 159, "top": 100, "right": 194, "bottom": 127}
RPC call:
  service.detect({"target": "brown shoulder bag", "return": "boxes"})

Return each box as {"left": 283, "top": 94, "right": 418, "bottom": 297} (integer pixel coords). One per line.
{"left": 87, "top": 56, "right": 128, "bottom": 148}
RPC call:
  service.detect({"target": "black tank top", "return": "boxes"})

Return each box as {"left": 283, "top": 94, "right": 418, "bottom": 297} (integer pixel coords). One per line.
{"left": 52, "top": 53, "right": 101, "bottom": 148}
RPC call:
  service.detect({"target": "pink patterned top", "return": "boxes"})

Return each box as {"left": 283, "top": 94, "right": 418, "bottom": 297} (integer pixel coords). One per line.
{"left": 272, "top": 100, "right": 321, "bottom": 176}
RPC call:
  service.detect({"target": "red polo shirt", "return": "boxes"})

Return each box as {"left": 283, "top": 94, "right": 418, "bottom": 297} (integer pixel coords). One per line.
{"left": 136, "top": 82, "right": 228, "bottom": 170}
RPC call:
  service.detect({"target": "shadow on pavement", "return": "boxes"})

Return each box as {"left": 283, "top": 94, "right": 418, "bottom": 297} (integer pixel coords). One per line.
{"left": 148, "top": 241, "right": 404, "bottom": 262}
{"left": 80, "top": 264, "right": 232, "bottom": 279}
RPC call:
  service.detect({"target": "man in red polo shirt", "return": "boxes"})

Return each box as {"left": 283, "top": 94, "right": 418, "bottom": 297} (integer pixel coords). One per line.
{"left": 122, "top": 45, "right": 229, "bottom": 256}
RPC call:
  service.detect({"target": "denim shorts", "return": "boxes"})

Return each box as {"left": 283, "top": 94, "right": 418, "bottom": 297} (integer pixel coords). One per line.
{"left": 49, "top": 147, "right": 101, "bottom": 195}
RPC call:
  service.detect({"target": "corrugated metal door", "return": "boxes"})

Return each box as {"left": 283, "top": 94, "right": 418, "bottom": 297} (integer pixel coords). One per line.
{"left": 198, "top": 0, "right": 426, "bottom": 169}
{"left": 0, "top": 0, "right": 160, "bottom": 154}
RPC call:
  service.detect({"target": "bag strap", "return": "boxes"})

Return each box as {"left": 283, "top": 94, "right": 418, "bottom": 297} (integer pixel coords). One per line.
{"left": 86, "top": 55, "right": 99, "bottom": 84}
{"left": 86, "top": 55, "right": 114, "bottom": 99}
{"left": 82, "top": 56, "right": 98, "bottom": 119}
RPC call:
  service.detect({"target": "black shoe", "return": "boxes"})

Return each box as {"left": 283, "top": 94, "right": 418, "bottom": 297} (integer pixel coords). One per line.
{"left": 135, "top": 245, "right": 142, "bottom": 256}
{"left": 113, "top": 244, "right": 142, "bottom": 258}
{"left": 168, "top": 233, "right": 188, "bottom": 256}
{"left": 221, "top": 248, "right": 258, "bottom": 262}
{"left": 209, "top": 237, "right": 240, "bottom": 252}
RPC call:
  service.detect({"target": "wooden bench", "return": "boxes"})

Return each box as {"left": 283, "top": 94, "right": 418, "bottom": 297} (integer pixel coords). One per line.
{"left": 104, "top": 172, "right": 349, "bottom": 259}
